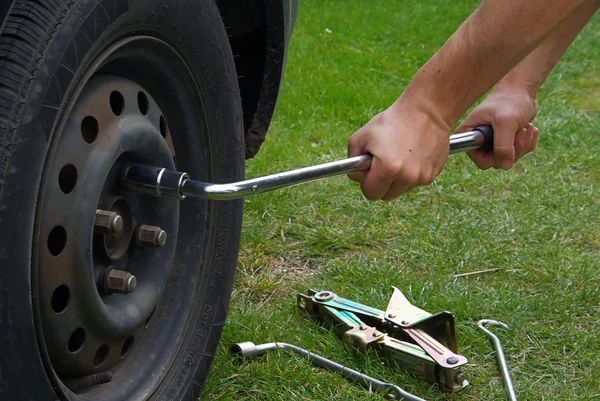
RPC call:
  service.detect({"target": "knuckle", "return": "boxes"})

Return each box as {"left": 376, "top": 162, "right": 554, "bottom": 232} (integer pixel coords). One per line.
{"left": 348, "top": 134, "right": 362, "bottom": 149}
{"left": 423, "top": 173, "right": 436, "bottom": 185}
{"left": 496, "top": 110, "right": 519, "bottom": 122}
{"left": 494, "top": 144, "right": 513, "bottom": 156}
{"left": 400, "top": 166, "right": 420, "bottom": 185}
{"left": 361, "top": 185, "right": 376, "bottom": 200}
{"left": 379, "top": 160, "right": 403, "bottom": 179}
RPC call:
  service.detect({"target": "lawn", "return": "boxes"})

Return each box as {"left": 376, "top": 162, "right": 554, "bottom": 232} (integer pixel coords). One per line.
{"left": 200, "top": 1, "right": 599, "bottom": 400}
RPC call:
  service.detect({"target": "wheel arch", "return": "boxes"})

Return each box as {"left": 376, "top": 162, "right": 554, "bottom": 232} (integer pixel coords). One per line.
{"left": 214, "top": 0, "right": 298, "bottom": 159}
{"left": 0, "top": 0, "right": 298, "bottom": 160}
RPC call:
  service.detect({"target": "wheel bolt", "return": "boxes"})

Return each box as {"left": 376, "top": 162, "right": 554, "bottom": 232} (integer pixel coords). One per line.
{"left": 136, "top": 224, "right": 167, "bottom": 248}
{"left": 106, "top": 269, "right": 137, "bottom": 294}
{"left": 95, "top": 209, "right": 124, "bottom": 236}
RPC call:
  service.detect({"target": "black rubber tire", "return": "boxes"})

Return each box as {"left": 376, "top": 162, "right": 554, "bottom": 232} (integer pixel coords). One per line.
{"left": 0, "top": 1, "right": 244, "bottom": 400}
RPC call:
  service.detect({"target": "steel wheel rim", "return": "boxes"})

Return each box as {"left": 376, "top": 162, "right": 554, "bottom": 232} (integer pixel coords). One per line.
{"left": 32, "top": 35, "right": 215, "bottom": 400}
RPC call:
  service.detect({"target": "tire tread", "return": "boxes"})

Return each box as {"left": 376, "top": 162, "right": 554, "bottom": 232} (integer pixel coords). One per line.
{"left": 0, "top": 0, "right": 72, "bottom": 200}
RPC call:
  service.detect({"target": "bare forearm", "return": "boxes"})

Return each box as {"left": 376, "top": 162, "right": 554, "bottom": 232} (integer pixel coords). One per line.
{"left": 397, "top": 0, "right": 591, "bottom": 129}
{"left": 498, "top": 0, "right": 600, "bottom": 98}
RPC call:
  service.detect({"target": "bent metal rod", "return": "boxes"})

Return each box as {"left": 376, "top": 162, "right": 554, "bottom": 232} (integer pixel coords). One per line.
{"left": 230, "top": 341, "right": 426, "bottom": 401}
{"left": 123, "top": 126, "right": 493, "bottom": 201}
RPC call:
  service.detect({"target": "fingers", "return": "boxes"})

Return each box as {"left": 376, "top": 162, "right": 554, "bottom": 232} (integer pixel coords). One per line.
{"left": 467, "top": 149, "right": 495, "bottom": 170}
{"left": 380, "top": 167, "right": 436, "bottom": 201}
{"left": 531, "top": 126, "right": 539, "bottom": 149}
{"left": 379, "top": 168, "right": 418, "bottom": 201}
{"left": 514, "top": 123, "right": 539, "bottom": 161}
{"left": 381, "top": 183, "right": 413, "bottom": 201}
{"left": 345, "top": 107, "right": 451, "bottom": 202}
{"left": 492, "top": 120, "right": 517, "bottom": 170}
{"left": 457, "top": 86, "right": 541, "bottom": 171}
{"left": 360, "top": 157, "right": 401, "bottom": 200}
{"left": 514, "top": 126, "right": 529, "bottom": 161}
{"left": 469, "top": 123, "right": 540, "bottom": 170}
{"left": 347, "top": 170, "right": 366, "bottom": 183}
{"left": 356, "top": 156, "right": 441, "bottom": 201}
{"left": 347, "top": 128, "right": 365, "bottom": 158}
{"left": 347, "top": 128, "right": 367, "bottom": 182}
{"left": 347, "top": 120, "right": 421, "bottom": 200}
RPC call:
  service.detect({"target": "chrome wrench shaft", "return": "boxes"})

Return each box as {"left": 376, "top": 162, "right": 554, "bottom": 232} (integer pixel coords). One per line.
{"left": 124, "top": 126, "right": 493, "bottom": 201}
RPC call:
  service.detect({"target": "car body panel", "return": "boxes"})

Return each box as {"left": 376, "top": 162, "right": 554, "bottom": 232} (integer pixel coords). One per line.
{"left": 215, "top": 0, "right": 299, "bottom": 158}
{"left": 0, "top": 0, "right": 300, "bottom": 159}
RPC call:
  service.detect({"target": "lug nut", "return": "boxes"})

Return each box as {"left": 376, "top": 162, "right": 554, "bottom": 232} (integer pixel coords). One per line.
{"left": 106, "top": 269, "right": 137, "bottom": 294}
{"left": 95, "top": 210, "right": 124, "bottom": 236}
{"left": 136, "top": 224, "right": 167, "bottom": 248}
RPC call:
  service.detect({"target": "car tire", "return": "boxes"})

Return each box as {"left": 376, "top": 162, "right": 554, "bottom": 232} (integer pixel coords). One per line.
{"left": 0, "top": 1, "right": 244, "bottom": 400}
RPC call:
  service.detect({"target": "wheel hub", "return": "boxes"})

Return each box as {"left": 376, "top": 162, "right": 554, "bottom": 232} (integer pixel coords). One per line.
{"left": 37, "top": 75, "right": 179, "bottom": 377}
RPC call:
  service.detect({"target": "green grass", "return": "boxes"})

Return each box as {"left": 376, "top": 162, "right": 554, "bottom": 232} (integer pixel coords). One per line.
{"left": 200, "top": 1, "right": 600, "bottom": 400}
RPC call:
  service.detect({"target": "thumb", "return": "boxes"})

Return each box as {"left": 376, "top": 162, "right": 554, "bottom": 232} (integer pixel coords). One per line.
{"left": 456, "top": 106, "right": 491, "bottom": 134}
{"left": 347, "top": 128, "right": 368, "bottom": 182}
{"left": 491, "top": 118, "right": 517, "bottom": 170}
{"left": 348, "top": 129, "right": 366, "bottom": 158}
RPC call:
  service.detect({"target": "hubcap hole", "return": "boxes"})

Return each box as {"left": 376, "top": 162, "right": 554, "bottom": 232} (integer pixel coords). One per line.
{"left": 137, "top": 91, "right": 149, "bottom": 115}
{"left": 68, "top": 328, "right": 86, "bottom": 352}
{"left": 94, "top": 345, "right": 110, "bottom": 367}
{"left": 58, "top": 164, "right": 78, "bottom": 194}
{"left": 159, "top": 115, "right": 167, "bottom": 138}
{"left": 81, "top": 116, "right": 99, "bottom": 143}
{"left": 121, "top": 336, "right": 134, "bottom": 357}
{"left": 109, "top": 91, "right": 124, "bottom": 116}
{"left": 48, "top": 226, "right": 67, "bottom": 256}
{"left": 51, "top": 285, "right": 70, "bottom": 313}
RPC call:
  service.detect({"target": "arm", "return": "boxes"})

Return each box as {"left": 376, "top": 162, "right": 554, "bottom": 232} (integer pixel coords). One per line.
{"left": 348, "top": 0, "right": 596, "bottom": 201}
{"left": 405, "top": 0, "right": 592, "bottom": 128}
{"left": 497, "top": 0, "right": 600, "bottom": 98}
{"left": 458, "top": 0, "right": 599, "bottom": 170}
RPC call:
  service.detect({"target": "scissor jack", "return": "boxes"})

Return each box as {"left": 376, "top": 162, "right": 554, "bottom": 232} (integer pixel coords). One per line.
{"left": 297, "top": 287, "right": 469, "bottom": 393}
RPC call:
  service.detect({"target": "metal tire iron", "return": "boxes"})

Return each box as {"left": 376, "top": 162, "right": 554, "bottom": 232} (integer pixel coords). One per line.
{"left": 230, "top": 341, "right": 426, "bottom": 401}
{"left": 477, "top": 320, "right": 517, "bottom": 401}
{"left": 122, "top": 126, "right": 493, "bottom": 200}
{"left": 297, "top": 287, "right": 469, "bottom": 393}
{"left": 119, "top": 127, "right": 492, "bottom": 398}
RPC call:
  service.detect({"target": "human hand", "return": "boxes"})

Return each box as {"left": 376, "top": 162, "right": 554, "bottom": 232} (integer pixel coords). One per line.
{"left": 457, "top": 86, "right": 540, "bottom": 170}
{"left": 347, "top": 101, "right": 451, "bottom": 201}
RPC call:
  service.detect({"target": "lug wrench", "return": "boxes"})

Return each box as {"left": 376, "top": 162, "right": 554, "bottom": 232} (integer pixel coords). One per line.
{"left": 477, "top": 320, "right": 517, "bottom": 401}
{"left": 231, "top": 341, "right": 426, "bottom": 401}
{"left": 123, "top": 126, "right": 493, "bottom": 200}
